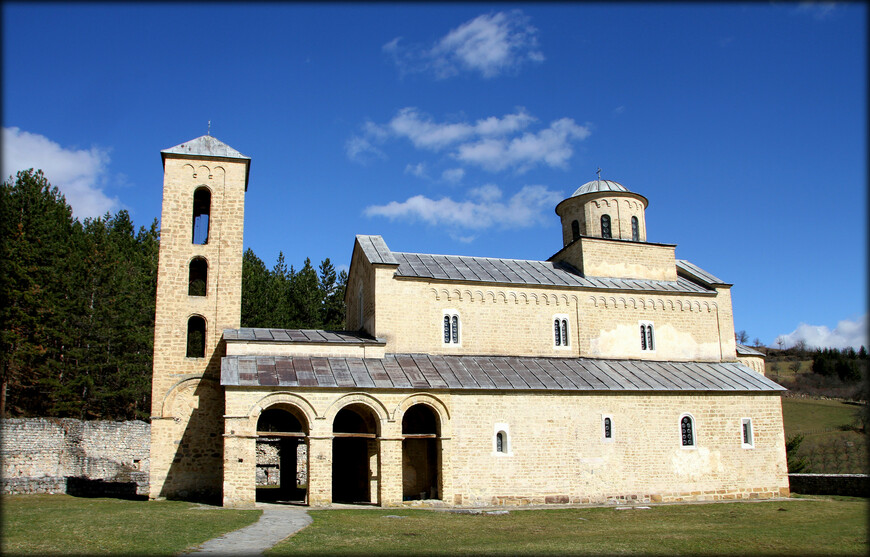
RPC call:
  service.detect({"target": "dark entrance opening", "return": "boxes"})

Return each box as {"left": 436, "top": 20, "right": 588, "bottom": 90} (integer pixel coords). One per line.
{"left": 332, "top": 404, "right": 378, "bottom": 504}
{"left": 402, "top": 404, "right": 441, "bottom": 501}
{"left": 256, "top": 406, "right": 308, "bottom": 504}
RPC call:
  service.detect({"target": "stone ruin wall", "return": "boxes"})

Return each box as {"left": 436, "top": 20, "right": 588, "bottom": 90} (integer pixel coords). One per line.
{"left": 1, "top": 418, "right": 150, "bottom": 496}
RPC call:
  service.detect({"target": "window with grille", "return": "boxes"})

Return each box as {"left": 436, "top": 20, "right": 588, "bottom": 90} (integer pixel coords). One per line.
{"left": 494, "top": 423, "right": 510, "bottom": 455}
{"left": 602, "top": 416, "right": 613, "bottom": 441}
{"left": 640, "top": 322, "right": 655, "bottom": 351}
{"left": 496, "top": 431, "right": 506, "bottom": 453}
{"left": 631, "top": 216, "right": 639, "bottom": 241}
{"left": 553, "top": 315, "right": 569, "bottom": 348}
{"left": 680, "top": 415, "right": 695, "bottom": 447}
{"left": 601, "top": 214, "right": 612, "bottom": 238}
{"left": 443, "top": 312, "right": 460, "bottom": 345}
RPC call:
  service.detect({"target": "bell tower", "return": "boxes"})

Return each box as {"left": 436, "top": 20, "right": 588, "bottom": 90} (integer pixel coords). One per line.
{"left": 149, "top": 135, "right": 250, "bottom": 502}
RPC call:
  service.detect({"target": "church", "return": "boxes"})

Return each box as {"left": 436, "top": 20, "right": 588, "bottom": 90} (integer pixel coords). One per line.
{"left": 148, "top": 135, "right": 788, "bottom": 508}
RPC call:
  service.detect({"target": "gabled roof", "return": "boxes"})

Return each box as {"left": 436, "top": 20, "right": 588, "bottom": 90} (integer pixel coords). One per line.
{"left": 221, "top": 353, "right": 785, "bottom": 392}
{"left": 355, "top": 234, "right": 398, "bottom": 265}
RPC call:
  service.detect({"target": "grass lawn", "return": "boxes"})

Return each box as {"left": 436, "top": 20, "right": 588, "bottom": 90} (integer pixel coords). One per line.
{"left": 781, "top": 397, "right": 862, "bottom": 436}
{"left": 268, "top": 498, "right": 868, "bottom": 556}
{"left": 0, "top": 494, "right": 261, "bottom": 555}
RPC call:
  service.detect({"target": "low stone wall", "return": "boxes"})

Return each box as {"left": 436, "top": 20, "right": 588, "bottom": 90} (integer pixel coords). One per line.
{"left": 1, "top": 418, "right": 150, "bottom": 497}
{"left": 788, "top": 473, "right": 868, "bottom": 497}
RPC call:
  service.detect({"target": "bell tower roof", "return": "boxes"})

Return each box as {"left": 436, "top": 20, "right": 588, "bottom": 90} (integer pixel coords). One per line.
{"left": 161, "top": 135, "right": 250, "bottom": 189}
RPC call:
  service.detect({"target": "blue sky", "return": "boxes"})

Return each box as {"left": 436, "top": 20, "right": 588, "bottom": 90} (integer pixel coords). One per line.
{"left": 2, "top": 2, "right": 866, "bottom": 349}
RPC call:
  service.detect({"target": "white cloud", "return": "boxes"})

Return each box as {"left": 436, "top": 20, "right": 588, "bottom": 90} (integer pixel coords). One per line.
{"left": 345, "top": 135, "right": 385, "bottom": 163}
{"left": 442, "top": 168, "right": 465, "bottom": 183}
{"left": 455, "top": 117, "right": 591, "bottom": 172}
{"left": 774, "top": 315, "right": 867, "bottom": 350}
{"left": 405, "top": 162, "right": 427, "bottom": 178}
{"left": 364, "top": 184, "right": 562, "bottom": 230}
{"left": 2, "top": 127, "right": 119, "bottom": 219}
{"left": 793, "top": 2, "right": 838, "bottom": 21}
{"left": 385, "top": 10, "right": 544, "bottom": 79}
{"left": 347, "top": 107, "right": 588, "bottom": 173}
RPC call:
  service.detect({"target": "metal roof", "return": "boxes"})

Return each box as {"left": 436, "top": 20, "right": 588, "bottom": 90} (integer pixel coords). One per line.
{"left": 356, "top": 234, "right": 399, "bottom": 265}
{"left": 224, "top": 328, "right": 385, "bottom": 345}
{"left": 572, "top": 179, "right": 629, "bottom": 197}
{"left": 676, "top": 260, "right": 729, "bottom": 287}
{"left": 161, "top": 135, "right": 250, "bottom": 160}
{"left": 736, "top": 344, "right": 766, "bottom": 357}
{"left": 391, "top": 250, "right": 713, "bottom": 294}
{"left": 221, "top": 354, "right": 785, "bottom": 392}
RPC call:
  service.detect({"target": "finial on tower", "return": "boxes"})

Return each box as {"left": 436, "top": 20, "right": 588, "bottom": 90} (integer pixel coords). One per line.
{"left": 596, "top": 167, "right": 602, "bottom": 181}
{"left": 207, "top": 120, "right": 211, "bottom": 136}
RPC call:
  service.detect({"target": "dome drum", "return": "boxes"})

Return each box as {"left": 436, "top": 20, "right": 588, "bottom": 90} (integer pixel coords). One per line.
{"left": 555, "top": 179, "right": 649, "bottom": 246}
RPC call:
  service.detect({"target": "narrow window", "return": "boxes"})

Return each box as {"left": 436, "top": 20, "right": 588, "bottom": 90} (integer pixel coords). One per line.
{"left": 741, "top": 418, "right": 754, "bottom": 448}
{"left": 680, "top": 415, "right": 695, "bottom": 447}
{"left": 553, "top": 315, "right": 570, "bottom": 348}
{"left": 601, "top": 214, "right": 612, "bottom": 239}
{"left": 603, "top": 416, "right": 613, "bottom": 440}
{"left": 192, "top": 187, "right": 211, "bottom": 245}
{"left": 443, "top": 312, "right": 460, "bottom": 345}
{"left": 496, "top": 431, "right": 506, "bottom": 453}
{"left": 631, "top": 216, "right": 639, "bottom": 241}
{"left": 357, "top": 286, "right": 364, "bottom": 330}
{"left": 640, "top": 322, "right": 655, "bottom": 351}
{"left": 188, "top": 257, "right": 208, "bottom": 296}
{"left": 186, "top": 315, "right": 206, "bottom": 358}
{"left": 571, "top": 220, "right": 580, "bottom": 241}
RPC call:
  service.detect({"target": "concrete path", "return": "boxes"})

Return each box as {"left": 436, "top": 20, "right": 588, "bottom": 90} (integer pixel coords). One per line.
{"left": 186, "top": 503, "right": 312, "bottom": 556}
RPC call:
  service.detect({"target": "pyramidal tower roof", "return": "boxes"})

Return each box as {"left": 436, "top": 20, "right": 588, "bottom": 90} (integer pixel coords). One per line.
{"left": 161, "top": 135, "right": 250, "bottom": 160}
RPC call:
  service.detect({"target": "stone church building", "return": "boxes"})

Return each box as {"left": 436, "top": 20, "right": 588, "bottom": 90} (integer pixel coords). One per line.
{"left": 149, "top": 135, "right": 788, "bottom": 508}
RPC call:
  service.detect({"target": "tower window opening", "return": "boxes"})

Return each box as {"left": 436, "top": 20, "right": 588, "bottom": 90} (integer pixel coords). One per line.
{"left": 186, "top": 315, "right": 206, "bottom": 358}
{"left": 192, "top": 187, "right": 211, "bottom": 245}
{"left": 571, "top": 220, "right": 580, "bottom": 241}
{"left": 188, "top": 257, "right": 208, "bottom": 296}
{"left": 631, "top": 216, "right": 639, "bottom": 241}
{"left": 601, "top": 214, "right": 612, "bottom": 239}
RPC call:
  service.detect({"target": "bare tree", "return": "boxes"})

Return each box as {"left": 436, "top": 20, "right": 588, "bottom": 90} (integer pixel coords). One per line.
{"left": 736, "top": 330, "right": 749, "bottom": 344}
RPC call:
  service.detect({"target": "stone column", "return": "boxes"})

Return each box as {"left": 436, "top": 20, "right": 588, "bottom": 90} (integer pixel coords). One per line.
{"left": 439, "top": 437, "right": 453, "bottom": 504}
{"left": 222, "top": 422, "right": 256, "bottom": 508}
{"left": 379, "top": 437, "right": 403, "bottom": 506}
{"left": 307, "top": 436, "right": 332, "bottom": 505}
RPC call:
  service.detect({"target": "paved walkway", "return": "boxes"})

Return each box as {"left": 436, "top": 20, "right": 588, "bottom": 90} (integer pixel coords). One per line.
{"left": 186, "top": 503, "right": 312, "bottom": 556}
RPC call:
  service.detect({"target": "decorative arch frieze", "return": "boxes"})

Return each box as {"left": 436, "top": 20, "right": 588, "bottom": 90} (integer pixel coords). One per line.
{"left": 585, "top": 294, "right": 718, "bottom": 313}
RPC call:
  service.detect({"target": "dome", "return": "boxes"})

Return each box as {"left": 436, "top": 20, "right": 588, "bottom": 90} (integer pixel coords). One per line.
{"left": 571, "top": 179, "right": 629, "bottom": 197}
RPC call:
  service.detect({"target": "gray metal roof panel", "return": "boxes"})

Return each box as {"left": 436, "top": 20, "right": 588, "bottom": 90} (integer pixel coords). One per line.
{"left": 676, "top": 260, "right": 729, "bottom": 287}
{"left": 356, "top": 235, "right": 399, "bottom": 266}
{"left": 224, "top": 328, "right": 384, "bottom": 345}
{"left": 220, "top": 355, "right": 785, "bottom": 392}
{"left": 736, "top": 344, "right": 766, "bottom": 357}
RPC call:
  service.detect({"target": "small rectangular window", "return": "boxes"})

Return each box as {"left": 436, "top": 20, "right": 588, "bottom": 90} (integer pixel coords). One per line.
{"left": 602, "top": 415, "right": 613, "bottom": 442}
{"left": 741, "top": 418, "right": 754, "bottom": 448}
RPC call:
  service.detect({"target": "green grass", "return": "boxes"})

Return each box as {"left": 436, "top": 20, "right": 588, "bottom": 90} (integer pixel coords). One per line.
{"left": 781, "top": 397, "right": 867, "bottom": 473}
{"left": 781, "top": 397, "right": 862, "bottom": 436}
{"left": 0, "top": 494, "right": 261, "bottom": 555}
{"left": 268, "top": 499, "right": 868, "bottom": 555}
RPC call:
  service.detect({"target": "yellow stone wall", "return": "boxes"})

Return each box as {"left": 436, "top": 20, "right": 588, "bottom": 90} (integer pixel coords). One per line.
{"left": 556, "top": 192, "right": 648, "bottom": 245}
{"left": 149, "top": 154, "right": 247, "bottom": 501}
{"left": 552, "top": 236, "right": 677, "bottom": 282}
{"left": 221, "top": 388, "right": 788, "bottom": 507}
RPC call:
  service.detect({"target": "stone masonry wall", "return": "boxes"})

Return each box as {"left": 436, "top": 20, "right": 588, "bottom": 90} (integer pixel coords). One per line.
{"left": 1, "top": 418, "right": 150, "bottom": 496}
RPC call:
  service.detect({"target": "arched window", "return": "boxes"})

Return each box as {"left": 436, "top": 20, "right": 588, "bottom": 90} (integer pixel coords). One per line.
{"left": 443, "top": 312, "right": 460, "bottom": 345}
{"left": 496, "top": 431, "right": 507, "bottom": 453}
{"left": 640, "top": 322, "right": 655, "bottom": 351}
{"left": 188, "top": 257, "right": 208, "bottom": 296}
{"left": 680, "top": 415, "right": 695, "bottom": 447}
{"left": 192, "top": 187, "right": 211, "bottom": 245}
{"left": 601, "top": 214, "right": 612, "bottom": 239}
{"left": 186, "top": 315, "right": 206, "bottom": 358}
{"left": 571, "top": 220, "right": 580, "bottom": 241}
{"left": 631, "top": 216, "right": 639, "bottom": 241}
{"left": 553, "top": 315, "right": 569, "bottom": 347}
{"left": 603, "top": 416, "right": 613, "bottom": 440}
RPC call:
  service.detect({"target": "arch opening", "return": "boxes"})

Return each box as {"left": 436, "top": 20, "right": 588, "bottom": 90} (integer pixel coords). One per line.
{"left": 192, "top": 187, "right": 211, "bottom": 245}
{"left": 402, "top": 404, "right": 441, "bottom": 501}
{"left": 332, "top": 404, "right": 379, "bottom": 504}
{"left": 188, "top": 257, "right": 208, "bottom": 296}
{"left": 186, "top": 316, "right": 206, "bottom": 358}
{"left": 256, "top": 405, "right": 309, "bottom": 504}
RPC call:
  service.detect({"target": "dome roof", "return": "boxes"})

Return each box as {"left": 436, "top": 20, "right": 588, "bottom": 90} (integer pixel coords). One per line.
{"left": 571, "top": 179, "right": 629, "bottom": 197}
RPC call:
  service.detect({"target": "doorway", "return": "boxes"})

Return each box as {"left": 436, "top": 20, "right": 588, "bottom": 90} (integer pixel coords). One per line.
{"left": 256, "top": 406, "right": 308, "bottom": 504}
{"left": 402, "top": 404, "right": 441, "bottom": 501}
{"left": 332, "top": 404, "right": 379, "bottom": 504}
